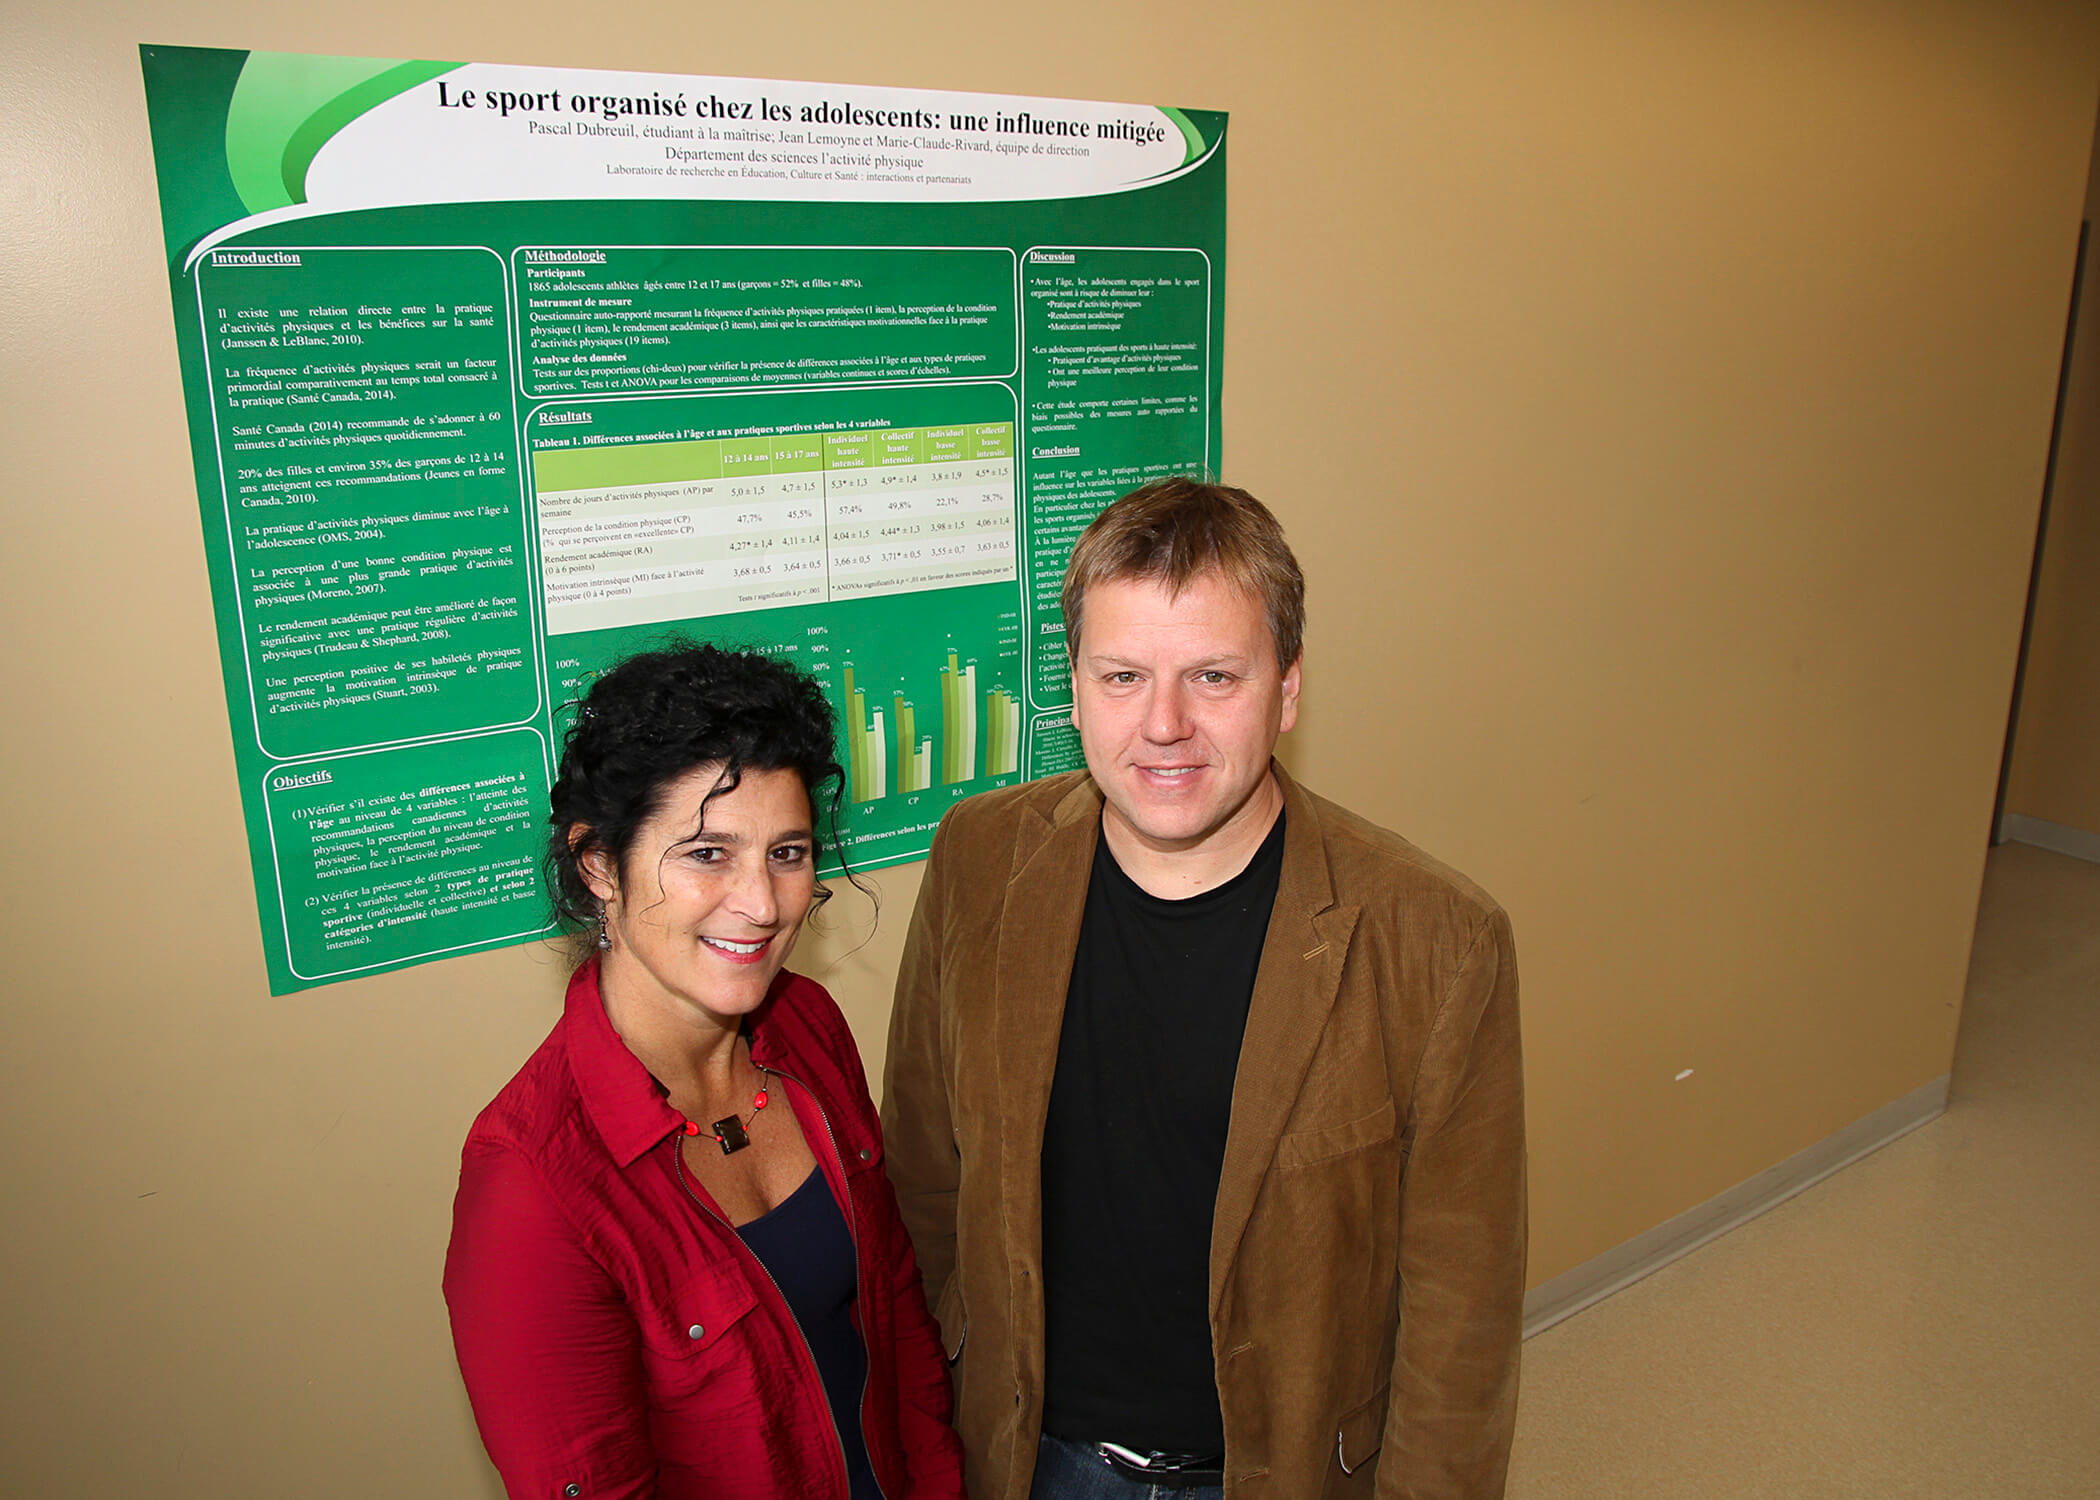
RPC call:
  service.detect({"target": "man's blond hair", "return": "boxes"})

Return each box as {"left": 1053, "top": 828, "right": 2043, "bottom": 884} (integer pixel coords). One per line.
{"left": 1061, "top": 478, "right": 1305, "bottom": 670}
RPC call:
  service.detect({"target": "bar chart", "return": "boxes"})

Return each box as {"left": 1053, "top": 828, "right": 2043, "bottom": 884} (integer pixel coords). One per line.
{"left": 842, "top": 646, "right": 1022, "bottom": 803}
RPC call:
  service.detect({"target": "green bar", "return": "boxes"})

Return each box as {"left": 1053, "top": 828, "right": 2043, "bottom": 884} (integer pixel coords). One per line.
{"left": 533, "top": 438, "right": 721, "bottom": 492}
{"left": 939, "top": 664, "right": 955, "bottom": 784}
{"left": 961, "top": 662, "right": 976, "bottom": 781}
{"left": 844, "top": 666, "right": 863, "bottom": 802}
{"left": 894, "top": 695, "right": 913, "bottom": 797}
{"left": 987, "top": 688, "right": 1017, "bottom": 775}
{"left": 949, "top": 647, "right": 961, "bottom": 781}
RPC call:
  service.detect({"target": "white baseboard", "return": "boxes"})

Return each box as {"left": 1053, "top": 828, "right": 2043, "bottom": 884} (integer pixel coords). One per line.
{"left": 1522, "top": 1075, "right": 1949, "bottom": 1338}
{"left": 1997, "top": 812, "right": 2100, "bottom": 864}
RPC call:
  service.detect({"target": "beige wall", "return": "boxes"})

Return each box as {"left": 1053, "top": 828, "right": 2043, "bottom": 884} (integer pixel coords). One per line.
{"left": 2005, "top": 102, "right": 2100, "bottom": 832}
{"left": 4, "top": 2, "right": 2094, "bottom": 1492}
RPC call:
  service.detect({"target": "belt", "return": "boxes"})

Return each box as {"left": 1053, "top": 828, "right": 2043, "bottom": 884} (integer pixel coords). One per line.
{"left": 1090, "top": 1441, "right": 1227, "bottom": 1489}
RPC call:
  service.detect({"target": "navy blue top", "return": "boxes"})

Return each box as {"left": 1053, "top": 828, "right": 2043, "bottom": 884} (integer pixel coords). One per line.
{"left": 737, "top": 1165, "right": 880, "bottom": 1500}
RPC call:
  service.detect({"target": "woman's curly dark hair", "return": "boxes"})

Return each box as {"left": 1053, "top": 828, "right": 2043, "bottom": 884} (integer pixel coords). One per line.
{"left": 546, "top": 641, "right": 847, "bottom": 943}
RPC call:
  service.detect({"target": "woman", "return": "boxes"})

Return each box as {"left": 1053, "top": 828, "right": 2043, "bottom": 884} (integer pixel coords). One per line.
{"left": 444, "top": 643, "right": 965, "bottom": 1500}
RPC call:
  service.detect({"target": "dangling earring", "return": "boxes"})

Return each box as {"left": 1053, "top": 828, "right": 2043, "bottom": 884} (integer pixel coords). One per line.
{"left": 596, "top": 904, "right": 612, "bottom": 951}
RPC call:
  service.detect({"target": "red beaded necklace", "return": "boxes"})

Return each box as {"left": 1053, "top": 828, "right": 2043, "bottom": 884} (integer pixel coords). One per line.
{"left": 678, "top": 1065, "right": 774, "bottom": 1155}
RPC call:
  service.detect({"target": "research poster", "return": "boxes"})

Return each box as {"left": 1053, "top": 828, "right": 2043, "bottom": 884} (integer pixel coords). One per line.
{"left": 141, "top": 46, "right": 1227, "bottom": 993}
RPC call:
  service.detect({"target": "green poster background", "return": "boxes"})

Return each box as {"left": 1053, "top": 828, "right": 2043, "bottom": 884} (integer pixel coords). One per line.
{"left": 141, "top": 44, "right": 1225, "bottom": 992}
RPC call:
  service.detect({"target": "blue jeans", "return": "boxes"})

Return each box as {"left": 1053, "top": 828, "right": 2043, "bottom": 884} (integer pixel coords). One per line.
{"left": 1028, "top": 1433, "right": 1227, "bottom": 1500}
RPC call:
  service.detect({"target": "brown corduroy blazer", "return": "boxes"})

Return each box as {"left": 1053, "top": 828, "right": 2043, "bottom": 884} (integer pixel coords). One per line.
{"left": 880, "top": 764, "right": 1527, "bottom": 1499}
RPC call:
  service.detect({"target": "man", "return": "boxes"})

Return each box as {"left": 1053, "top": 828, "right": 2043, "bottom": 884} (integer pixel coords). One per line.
{"left": 882, "top": 479, "right": 1525, "bottom": 1499}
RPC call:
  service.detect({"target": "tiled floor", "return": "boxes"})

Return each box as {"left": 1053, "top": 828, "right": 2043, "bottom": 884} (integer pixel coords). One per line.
{"left": 1507, "top": 842, "right": 2100, "bottom": 1498}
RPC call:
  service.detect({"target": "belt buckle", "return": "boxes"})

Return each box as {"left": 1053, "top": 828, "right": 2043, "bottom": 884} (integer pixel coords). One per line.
{"left": 1093, "top": 1441, "right": 1227, "bottom": 1489}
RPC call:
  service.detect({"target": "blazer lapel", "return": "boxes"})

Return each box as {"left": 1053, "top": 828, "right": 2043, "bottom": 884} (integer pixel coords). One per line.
{"left": 993, "top": 776, "right": 1102, "bottom": 1193}
{"left": 1210, "top": 769, "right": 1360, "bottom": 1312}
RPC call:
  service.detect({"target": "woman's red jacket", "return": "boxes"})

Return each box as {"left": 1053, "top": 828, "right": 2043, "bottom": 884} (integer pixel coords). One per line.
{"left": 444, "top": 959, "right": 967, "bottom": 1499}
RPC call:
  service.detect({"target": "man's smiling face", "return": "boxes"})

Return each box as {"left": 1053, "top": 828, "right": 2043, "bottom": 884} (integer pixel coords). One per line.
{"left": 1070, "top": 569, "right": 1300, "bottom": 864}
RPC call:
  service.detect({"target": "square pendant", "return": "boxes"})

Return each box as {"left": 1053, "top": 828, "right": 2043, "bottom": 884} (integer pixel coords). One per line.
{"left": 713, "top": 1116, "right": 750, "bottom": 1154}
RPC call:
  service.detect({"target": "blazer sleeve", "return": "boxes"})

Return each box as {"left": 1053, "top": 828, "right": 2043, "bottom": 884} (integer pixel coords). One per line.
{"left": 1380, "top": 905, "right": 1527, "bottom": 1498}
{"left": 444, "top": 1140, "right": 658, "bottom": 1500}
{"left": 881, "top": 813, "right": 964, "bottom": 1320}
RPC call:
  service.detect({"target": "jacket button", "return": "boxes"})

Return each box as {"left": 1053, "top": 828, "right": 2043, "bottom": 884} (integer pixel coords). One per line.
{"left": 687, "top": 1324, "right": 705, "bottom": 1340}
{"left": 858, "top": 1147, "right": 872, "bottom": 1161}
{"left": 564, "top": 1486, "right": 581, "bottom": 1497}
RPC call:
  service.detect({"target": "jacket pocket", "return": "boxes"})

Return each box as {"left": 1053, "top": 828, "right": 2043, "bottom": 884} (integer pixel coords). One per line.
{"left": 635, "top": 1281, "right": 765, "bottom": 1465}
{"left": 1337, "top": 1382, "right": 1390, "bottom": 1474}
{"left": 1276, "top": 1098, "right": 1397, "bottom": 1170}
{"left": 933, "top": 1275, "right": 967, "bottom": 1363}
{"left": 635, "top": 1278, "right": 761, "bottom": 1375}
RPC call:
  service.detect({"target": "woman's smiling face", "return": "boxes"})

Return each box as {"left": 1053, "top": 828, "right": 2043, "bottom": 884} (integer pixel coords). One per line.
{"left": 584, "top": 763, "right": 819, "bottom": 1030}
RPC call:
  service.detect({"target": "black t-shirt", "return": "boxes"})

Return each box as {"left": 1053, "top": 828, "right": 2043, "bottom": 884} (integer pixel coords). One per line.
{"left": 1039, "top": 811, "right": 1286, "bottom": 1451}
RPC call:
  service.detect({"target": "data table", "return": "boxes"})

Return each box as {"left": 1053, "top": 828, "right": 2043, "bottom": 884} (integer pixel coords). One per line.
{"left": 534, "top": 420, "right": 1016, "bottom": 636}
